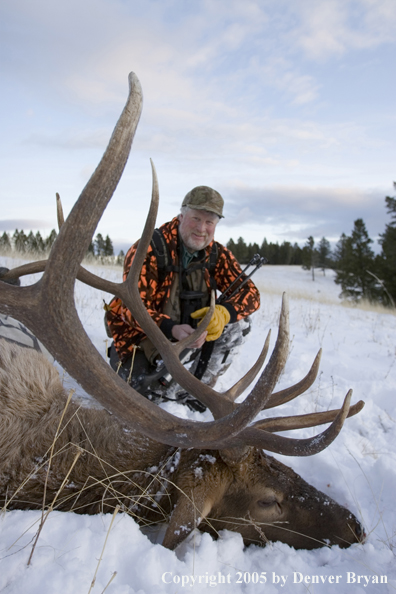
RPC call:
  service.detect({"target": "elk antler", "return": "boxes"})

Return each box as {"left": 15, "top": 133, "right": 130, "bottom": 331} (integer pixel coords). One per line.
{"left": 0, "top": 72, "right": 364, "bottom": 456}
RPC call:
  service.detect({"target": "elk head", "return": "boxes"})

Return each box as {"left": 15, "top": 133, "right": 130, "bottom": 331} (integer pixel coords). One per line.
{"left": 163, "top": 447, "right": 363, "bottom": 550}
{"left": 0, "top": 72, "right": 365, "bottom": 551}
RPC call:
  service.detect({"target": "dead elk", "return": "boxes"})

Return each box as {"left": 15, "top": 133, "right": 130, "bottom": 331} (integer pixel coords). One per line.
{"left": 0, "top": 72, "right": 365, "bottom": 550}
{"left": 0, "top": 333, "right": 364, "bottom": 550}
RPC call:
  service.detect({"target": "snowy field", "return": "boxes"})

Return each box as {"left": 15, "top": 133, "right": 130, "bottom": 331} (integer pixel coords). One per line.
{"left": 1, "top": 256, "right": 396, "bottom": 593}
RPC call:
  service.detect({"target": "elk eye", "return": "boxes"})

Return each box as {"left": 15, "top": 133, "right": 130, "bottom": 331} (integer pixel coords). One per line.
{"left": 258, "top": 498, "right": 278, "bottom": 509}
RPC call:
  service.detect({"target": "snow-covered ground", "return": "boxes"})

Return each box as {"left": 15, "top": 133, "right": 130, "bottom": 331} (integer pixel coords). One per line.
{"left": 1, "top": 256, "right": 396, "bottom": 593}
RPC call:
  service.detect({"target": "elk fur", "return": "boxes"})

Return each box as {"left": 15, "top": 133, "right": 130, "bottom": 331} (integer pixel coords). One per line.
{"left": 0, "top": 339, "right": 364, "bottom": 550}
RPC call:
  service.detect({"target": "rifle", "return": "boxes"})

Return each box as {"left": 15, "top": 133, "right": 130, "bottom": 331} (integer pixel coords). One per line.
{"left": 218, "top": 253, "right": 267, "bottom": 303}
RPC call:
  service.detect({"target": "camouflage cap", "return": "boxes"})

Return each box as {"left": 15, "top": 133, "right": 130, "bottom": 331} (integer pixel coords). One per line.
{"left": 182, "top": 186, "right": 224, "bottom": 218}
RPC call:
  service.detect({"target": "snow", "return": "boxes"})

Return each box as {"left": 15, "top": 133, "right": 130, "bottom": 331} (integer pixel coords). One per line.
{"left": 1, "top": 256, "right": 396, "bottom": 593}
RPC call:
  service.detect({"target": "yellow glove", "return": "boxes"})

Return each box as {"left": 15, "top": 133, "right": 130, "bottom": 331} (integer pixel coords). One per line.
{"left": 190, "top": 304, "right": 231, "bottom": 342}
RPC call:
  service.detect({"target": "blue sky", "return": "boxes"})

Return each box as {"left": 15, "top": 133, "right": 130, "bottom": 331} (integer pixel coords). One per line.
{"left": 1, "top": 0, "right": 395, "bottom": 254}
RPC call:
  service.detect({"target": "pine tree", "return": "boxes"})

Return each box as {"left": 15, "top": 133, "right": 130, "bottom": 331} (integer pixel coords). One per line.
{"left": 26, "top": 231, "right": 39, "bottom": 253}
{"left": 45, "top": 229, "right": 58, "bottom": 252}
{"left": 317, "top": 237, "right": 332, "bottom": 275}
{"left": 247, "top": 242, "right": 260, "bottom": 261}
{"left": 86, "top": 241, "right": 95, "bottom": 258}
{"left": 290, "top": 242, "right": 303, "bottom": 265}
{"left": 260, "top": 238, "right": 269, "bottom": 261}
{"left": 226, "top": 238, "right": 237, "bottom": 256}
{"left": 94, "top": 233, "right": 106, "bottom": 257}
{"left": 117, "top": 249, "right": 125, "bottom": 266}
{"left": 236, "top": 237, "right": 249, "bottom": 263}
{"left": 377, "top": 185, "right": 396, "bottom": 305}
{"left": 334, "top": 219, "right": 378, "bottom": 302}
{"left": 104, "top": 235, "right": 114, "bottom": 257}
{"left": 0, "top": 232, "right": 11, "bottom": 252}
{"left": 268, "top": 242, "right": 281, "bottom": 265}
{"left": 333, "top": 233, "right": 348, "bottom": 265}
{"left": 302, "top": 236, "right": 318, "bottom": 280}
{"left": 13, "top": 229, "right": 27, "bottom": 253}
{"left": 35, "top": 231, "right": 45, "bottom": 253}
{"left": 279, "top": 241, "right": 293, "bottom": 265}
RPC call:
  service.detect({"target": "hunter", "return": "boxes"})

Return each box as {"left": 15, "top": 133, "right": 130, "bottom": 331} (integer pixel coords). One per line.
{"left": 106, "top": 186, "right": 260, "bottom": 410}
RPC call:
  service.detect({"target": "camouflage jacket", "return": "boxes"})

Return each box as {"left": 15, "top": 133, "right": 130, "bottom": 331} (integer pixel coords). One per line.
{"left": 106, "top": 217, "right": 260, "bottom": 362}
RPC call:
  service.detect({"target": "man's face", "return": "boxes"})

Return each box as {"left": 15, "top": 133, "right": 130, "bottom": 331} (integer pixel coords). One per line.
{"left": 179, "top": 208, "right": 220, "bottom": 252}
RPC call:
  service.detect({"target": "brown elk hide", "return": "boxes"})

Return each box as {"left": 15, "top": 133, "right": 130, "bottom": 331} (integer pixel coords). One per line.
{"left": 0, "top": 339, "right": 364, "bottom": 550}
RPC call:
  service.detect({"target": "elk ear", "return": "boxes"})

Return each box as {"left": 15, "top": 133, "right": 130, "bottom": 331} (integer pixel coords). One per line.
{"left": 162, "top": 468, "right": 230, "bottom": 550}
{"left": 162, "top": 486, "right": 214, "bottom": 550}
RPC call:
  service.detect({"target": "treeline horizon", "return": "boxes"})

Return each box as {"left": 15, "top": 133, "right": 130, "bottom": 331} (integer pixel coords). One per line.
{"left": 1, "top": 185, "right": 395, "bottom": 307}
{"left": 227, "top": 186, "right": 396, "bottom": 308}
{"left": 226, "top": 236, "right": 332, "bottom": 268}
{"left": 0, "top": 227, "right": 323, "bottom": 267}
{"left": 0, "top": 229, "right": 126, "bottom": 264}
{"left": 0, "top": 227, "right": 331, "bottom": 272}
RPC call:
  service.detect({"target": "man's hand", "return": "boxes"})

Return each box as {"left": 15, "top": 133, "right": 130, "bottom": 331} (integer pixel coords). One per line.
{"left": 191, "top": 304, "right": 231, "bottom": 341}
{"left": 171, "top": 324, "right": 207, "bottom": 348}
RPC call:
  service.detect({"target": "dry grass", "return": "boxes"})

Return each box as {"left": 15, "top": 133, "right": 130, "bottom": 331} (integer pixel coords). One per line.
{"left": 256, "top": 281, "right": 338, "bottom": 306}
{"left": 340, "top": 297, "right": 396, "bottom": 316}
{"left": 256, "top": 281, "right": 396, "bottom": 316}
{"left": 0, "top": 384, "right": 182, "bottom": 568}
{"left": 3, "top": 252, "right": 394, "bottom": 316}
{"left": 87, "top": 505, "right": 120, "bottom": 594}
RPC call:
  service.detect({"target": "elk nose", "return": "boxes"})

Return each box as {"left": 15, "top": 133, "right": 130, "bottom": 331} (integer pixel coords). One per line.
{"left": 354, "top": 521, "right": 366, "bottom": 543}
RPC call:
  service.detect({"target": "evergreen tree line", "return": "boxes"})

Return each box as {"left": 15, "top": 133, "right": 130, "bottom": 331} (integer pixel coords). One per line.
{"left": 332, "top": 189, "right": 396, "bottom": 307}
{"left": 226, "top": 235, "right": 334, "bottom": 269}
{"left": 2, "top": 187, "right": 394, "bottom": 305}
{"left": 0, "top": 229, "right": 125, "bottom": 265}
{"left": 226, "top": 187, "right": 396, "bottom": 307}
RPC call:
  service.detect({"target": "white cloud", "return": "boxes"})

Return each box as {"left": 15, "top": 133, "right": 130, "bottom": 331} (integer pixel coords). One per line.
{"left": 23, "top": 129, "right": 110, "bottom": 150}
{"left": 0, "top": 0, "right": 395, "bottom": 249}
{"left": 221, "top": 182, "right": 390, "bottom": 243}
{"left": 293, "top": 0, "right": 396, "bottom": 60}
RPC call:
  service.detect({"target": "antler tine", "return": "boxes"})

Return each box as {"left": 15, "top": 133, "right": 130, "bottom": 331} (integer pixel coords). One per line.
{"left": 262, "top": 349, "right": 322, "bottom": 410}
{"left": 252, "top": 398, "right": 365, "bottom": 433}
{"left": 0, "top": 190, "right": 122, "bottom": 293}
{"left": 229, "top": 389, "right": 359, "bottom": 456}
{"left": 0, "top": 193, "right": 64, "bottom": 284}
{"left": 124, "top": 158, "right": 159, "bottom": 290}
{"left": 0, "top": 258, "right": 122, "bottom": 294}
{"left": 172, "top": 290, "right": 216, "bottom": 354}
{"left": 0, "top": 73, "right": 144, "bottom": 358}
{"left": 0, "top": 191, "right": 66, "bottom": 285}
{"left": 119, "top": 274, "right": 290, "bottom": 421}
{"left": 56, "top": 192, "right": 65, "bottom": 229}
{"left": 225, "top": 330, "right": 271, "bottom": 403}
{"left": 119, "top": 161, "right": 216, "bottom": 353}
{"left": 0, "top": 261, "right": 47, "bottom": 282}
{"left": 217, "top": 293, "right": 290, "bottom": 419}
{"left": 0, "top": 74, "right": 143, "bottom": 297}
{"left": 230, "top": 293, "right": 289, "bottom": 408}
{"left": 46, "top": 72, "right": 143, "bottom": 282}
